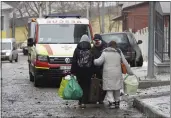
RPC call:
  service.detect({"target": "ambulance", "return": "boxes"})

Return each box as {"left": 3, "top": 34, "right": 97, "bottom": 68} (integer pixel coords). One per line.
{"left": 27, "top": 15, "right": 93, "bottom": 87}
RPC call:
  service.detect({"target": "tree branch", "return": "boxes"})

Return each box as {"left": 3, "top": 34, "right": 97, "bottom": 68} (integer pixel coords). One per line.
{"left": 27, "top": 2, "right": 39, "bottom": 16}
{"left": 33, "top": 2, "right": 39, "bottom": 14}
{"left": 24, "top": 3, "right": 31, "bottom": 17}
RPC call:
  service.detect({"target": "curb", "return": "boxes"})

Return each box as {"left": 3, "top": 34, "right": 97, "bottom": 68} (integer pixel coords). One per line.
{"left": 133, "top": 97, "right": 169, "bottom": 118}
{"left": 121, "top": 91, "right": 170, "bottom": 102}
{"left": 138, "top": 80, "right": 170, "bottom": 89}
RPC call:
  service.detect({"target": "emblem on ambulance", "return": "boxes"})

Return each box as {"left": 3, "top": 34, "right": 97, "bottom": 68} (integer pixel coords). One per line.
{"left": 65, "top": 58, "right": 70, "bottom": 64}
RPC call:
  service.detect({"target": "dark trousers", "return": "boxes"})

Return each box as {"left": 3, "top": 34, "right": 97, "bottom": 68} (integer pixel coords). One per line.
{"left": 79, "top": 81, "right": 90, "bottom": 104}
{"left": 77, "top": 75, "right": 91, "bottom": 104}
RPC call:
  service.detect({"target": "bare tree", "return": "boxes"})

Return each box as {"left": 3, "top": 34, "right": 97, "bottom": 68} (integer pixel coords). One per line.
{"left": 97, "top": 2, "right": 102, "bottom": 33}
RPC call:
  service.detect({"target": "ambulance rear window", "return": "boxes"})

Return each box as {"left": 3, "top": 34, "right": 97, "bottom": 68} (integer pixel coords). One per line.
{"left": 38, "top": 24, "right": 91, "bottom": 44}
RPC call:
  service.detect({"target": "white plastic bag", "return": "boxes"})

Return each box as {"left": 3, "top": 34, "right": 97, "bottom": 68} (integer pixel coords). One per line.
{"left": 65, "top": 75, "right": 71, "bottom": 80}
{"left": 124, "top": 75, "right": 139, "bottom": 86}
{"left": 124, "top": 75, "right": 139, "bottom": 95}
{"left": 64, "top": 75, "right": 77, "bottom": 80}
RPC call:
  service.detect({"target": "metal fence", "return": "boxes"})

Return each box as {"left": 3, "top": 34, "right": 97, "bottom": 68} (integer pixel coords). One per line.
{"left": 155, "top": 12, "right": 170, "bottom": 62}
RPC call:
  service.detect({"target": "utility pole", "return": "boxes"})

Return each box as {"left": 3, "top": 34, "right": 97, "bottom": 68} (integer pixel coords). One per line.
{"left": 45, "top": 2, "right": 49, "bottom": 15}
{"left": 49, "top": 2, "right": 51, "bottom": 14}
{"left": 101, "top": 2, "right": 105, "bottom": 33}
{"left": 39, "top": 2, "right": 42, "bottom": 18}
{"left": 86, "top": 3, "right": 90, "bottom": 19}
{"left": 147, "top": 2, "right": 155, "bottom": 79}
{"left": 12, "top": 12, "right": 16, "bottom": 38}
{"left": 170, "top": 1, "right": 171, "bottom": 94}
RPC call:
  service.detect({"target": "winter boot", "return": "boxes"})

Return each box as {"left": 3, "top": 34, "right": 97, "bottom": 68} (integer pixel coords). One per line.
{"left": 114, "top": 101, "right": 120, "bottom": 109}
{"left": 108, "top": 102, "right": 115, "bottom": 109}
{"left": 80, "top": 104, "right": 86, "bottom": 109}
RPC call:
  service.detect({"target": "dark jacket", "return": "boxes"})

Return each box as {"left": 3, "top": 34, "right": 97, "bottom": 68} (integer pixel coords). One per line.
{"left": 71, "top": 41, "right": 94, "bottom": 79}
{"left": 91, "top": 40, "right": 107, "bottom": 79}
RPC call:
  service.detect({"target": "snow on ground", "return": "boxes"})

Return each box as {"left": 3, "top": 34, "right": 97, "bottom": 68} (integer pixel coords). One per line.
{"left": 121, "top": 85, "right": 170, "bottom": 103}
{"left": 131, "top": 61, "right": 148, "bottom": 78}
{"left": 130, "top": 61, "right": 170, "bottom": 81}
{"left": 141, "top": 96, "right": 170, "bottom": 118}
{"left": 137, "top": 85, "right": 170, "bottom": 96}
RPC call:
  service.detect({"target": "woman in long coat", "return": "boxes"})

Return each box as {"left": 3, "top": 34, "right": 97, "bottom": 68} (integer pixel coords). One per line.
{"left": 94, "top": 41, "right": 134, "bottom": 109}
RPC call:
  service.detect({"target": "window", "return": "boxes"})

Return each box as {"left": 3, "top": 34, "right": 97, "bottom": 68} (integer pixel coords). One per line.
{"left": 1, "top": 16, "right": 4, "bottom": 30}
{"left": 101, "top": 33, "right": 129, "bottom": 44}
{"left": 38, "top": 24, "right": 91, "bottom": 44}
{"left": 2, "top": 42, "right": 11, "bottom": 50}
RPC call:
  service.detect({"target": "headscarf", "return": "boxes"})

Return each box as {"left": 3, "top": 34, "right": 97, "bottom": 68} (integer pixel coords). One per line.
{"left": 80, "top": 34, "right": 91, "bottom": 43}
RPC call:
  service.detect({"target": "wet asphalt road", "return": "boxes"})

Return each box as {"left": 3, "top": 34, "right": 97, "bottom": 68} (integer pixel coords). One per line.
{"left": 2, "top": 54, "right": 146, "bottom": 118}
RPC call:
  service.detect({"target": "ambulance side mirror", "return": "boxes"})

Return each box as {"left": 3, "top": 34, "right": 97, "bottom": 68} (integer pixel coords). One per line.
{"left": 27, "top": 38, "right": 34, "bottom": 47}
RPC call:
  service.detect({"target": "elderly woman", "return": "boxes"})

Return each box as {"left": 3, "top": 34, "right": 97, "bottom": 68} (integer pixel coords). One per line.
{"left": 94, "top": 41, "right": 134, "bottom": 109}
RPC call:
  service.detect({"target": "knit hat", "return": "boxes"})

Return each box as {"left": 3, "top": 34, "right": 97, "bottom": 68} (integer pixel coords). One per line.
{"left": 93, "top": 34, "right": 102, "bottom": 41}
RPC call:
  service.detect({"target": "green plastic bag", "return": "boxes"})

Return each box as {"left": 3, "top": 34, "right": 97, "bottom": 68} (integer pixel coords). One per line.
{"left": 58, "top": 77, "right": 69, "bottom": 98}
{"left": 63, "top": 76, "right": 83, "bottom": 100}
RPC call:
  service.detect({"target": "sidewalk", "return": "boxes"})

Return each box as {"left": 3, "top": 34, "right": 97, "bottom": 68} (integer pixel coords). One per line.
{"left": 131, "top": 61, "right": 170, "bottom": 89}
{"left": 122, "top": 61, "right": 170, "bottom": 118}
{"left": 121, "top": 84, "right": 170, "bottom": 118}
{"left": 134, "top": 95, "right": 170, "bottom": 118}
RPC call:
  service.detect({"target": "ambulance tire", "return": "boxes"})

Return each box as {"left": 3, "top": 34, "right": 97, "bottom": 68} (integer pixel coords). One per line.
{"left": 34, "top": 74, "right": 40, "bottom": 87}
{"left": 29, "top": 72, "right": 34, "bottom": 82}
{"left": 33, "top": 68, "right": 41, "bottom": 87}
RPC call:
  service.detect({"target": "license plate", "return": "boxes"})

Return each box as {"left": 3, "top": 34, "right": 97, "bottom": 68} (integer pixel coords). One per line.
{"left": 60, "top": 66, "right": 71, "bottom": 70}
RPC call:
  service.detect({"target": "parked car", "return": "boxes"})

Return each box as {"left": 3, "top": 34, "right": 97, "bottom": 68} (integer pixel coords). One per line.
{"left": 23, "top": 47, "right": 28, "bottom": 55}
{"left": 100, "top": 32, "right": 143, "bottom": 67}
{"left": 1, "top": 38, "right": 18, "bottom": 63}
{"left": 21, "top": 40, "right": 28, "bottom": 55}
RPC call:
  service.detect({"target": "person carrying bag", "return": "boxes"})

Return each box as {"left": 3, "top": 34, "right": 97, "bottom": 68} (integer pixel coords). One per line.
{"left": 94, "top": 41, "right": 134, "bottom": 109}
{"left": 71, "top": 34, "right": 94, "bottom": 108}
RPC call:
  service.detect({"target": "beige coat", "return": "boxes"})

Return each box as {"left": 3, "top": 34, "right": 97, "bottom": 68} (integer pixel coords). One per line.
{"left": 94, "top": 47, "right": 133, "bottom": 90}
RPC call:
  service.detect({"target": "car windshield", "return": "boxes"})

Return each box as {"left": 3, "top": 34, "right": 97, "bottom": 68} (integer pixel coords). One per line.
{"left": 38, "top": 24, "right": 91, "bottom": 44}
{"left": 101, "top": 33, "right": 129, "bottom": 44}
{"left": 2, "top": 42, "right": 11, "bottom": 50}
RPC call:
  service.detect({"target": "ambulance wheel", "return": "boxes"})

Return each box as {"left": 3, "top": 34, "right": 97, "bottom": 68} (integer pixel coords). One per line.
{"left": 34, "top": 74, "right": 40, "bottom": 87}
{"left": 29, "top": 72, "right": 34, "bottom": 82}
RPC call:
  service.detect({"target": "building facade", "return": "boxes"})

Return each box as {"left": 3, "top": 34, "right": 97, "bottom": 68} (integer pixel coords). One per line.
{"left": 1, "top": 2, "right": 13, "bottom": 38}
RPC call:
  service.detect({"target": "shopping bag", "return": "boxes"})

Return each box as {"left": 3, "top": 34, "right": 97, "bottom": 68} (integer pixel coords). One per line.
{"left": 89, "top": 77, "right": 101, "bottom": 103}
{"left": 58, "top": 77, "right": 69, "bottom": 98}
{"left": 124, "top": 74, "right": 139, "bottom": 95}
{"left": 63, "top": 76, "right": 83, "bottom": 100}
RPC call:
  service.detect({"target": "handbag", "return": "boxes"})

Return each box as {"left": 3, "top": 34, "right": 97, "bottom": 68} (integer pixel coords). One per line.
{"left": 121, "top": 62, "right": 127, "bottom": 74}
{"left": 116, "top": 48, "right": 127, "bottom": 74}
